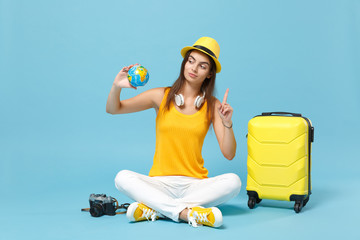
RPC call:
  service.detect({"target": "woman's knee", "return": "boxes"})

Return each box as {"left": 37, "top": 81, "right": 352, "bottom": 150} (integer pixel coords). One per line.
{"left": 224, "top": 173, "right": 242, "bottom": 195}
{"left": 114, "top": 170, "right": 134, "bottom": 191}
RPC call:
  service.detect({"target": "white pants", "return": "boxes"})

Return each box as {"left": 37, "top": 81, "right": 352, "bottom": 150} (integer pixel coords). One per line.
{"left": 114, "top": 170, "right": 241, "bottom": 222}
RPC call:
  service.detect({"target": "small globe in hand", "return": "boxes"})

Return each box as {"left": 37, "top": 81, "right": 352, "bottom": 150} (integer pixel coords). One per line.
{"left": 127, "top": 65, "right": 149, "bottom": 87}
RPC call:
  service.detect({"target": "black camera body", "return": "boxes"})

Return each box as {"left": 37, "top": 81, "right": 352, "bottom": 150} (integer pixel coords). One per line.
{"left": 89, "top": 193, "right": 117, "bottom": 217}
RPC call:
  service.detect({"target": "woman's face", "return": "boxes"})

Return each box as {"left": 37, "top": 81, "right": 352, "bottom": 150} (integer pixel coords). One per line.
{"left": 184, "top": 50, "right": 212, "bottom": 85}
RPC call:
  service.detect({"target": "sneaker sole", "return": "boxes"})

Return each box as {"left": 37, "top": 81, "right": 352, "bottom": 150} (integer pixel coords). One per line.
{"left": 126, "top": 202, "right": 139, "bottom": 222}
{"left": 210, "top": 207, "right": 223, "bottom": 228}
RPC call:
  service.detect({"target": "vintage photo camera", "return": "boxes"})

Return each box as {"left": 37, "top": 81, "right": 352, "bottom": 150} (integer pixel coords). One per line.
{"left": 82, "top": 193, "right": 129, "bottom": 217}
{"left": 89, "top": 194, "right": 118, "bottom": 217}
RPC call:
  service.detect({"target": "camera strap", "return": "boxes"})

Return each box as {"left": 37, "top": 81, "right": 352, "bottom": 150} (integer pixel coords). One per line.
{"left": 81, "top": 200, "right": 130, "bottom": 215}
{"left": 81, "top": 194, "right": 131, "bottom": 216}
{"left": 81, "top": 207, "right": 128, "bottom": 215}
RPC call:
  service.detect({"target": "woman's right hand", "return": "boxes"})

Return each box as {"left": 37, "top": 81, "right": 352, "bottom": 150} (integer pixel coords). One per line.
{"left": 113, "top": 64, "right": 138, "bottom": 89}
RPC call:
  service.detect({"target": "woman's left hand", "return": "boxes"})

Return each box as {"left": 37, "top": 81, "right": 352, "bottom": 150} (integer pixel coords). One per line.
{"left": 218, "top": 88, "right": 233, "bottom": 127}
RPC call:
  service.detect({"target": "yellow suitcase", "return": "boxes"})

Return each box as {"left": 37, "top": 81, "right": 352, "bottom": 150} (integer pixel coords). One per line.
{"left": 246, "top": 112, "right": 314, "bottom": 213}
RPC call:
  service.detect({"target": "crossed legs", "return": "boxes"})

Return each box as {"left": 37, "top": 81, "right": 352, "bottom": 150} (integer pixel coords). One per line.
{"left": 114, "top": 170, "right": 241, "bottom": 222}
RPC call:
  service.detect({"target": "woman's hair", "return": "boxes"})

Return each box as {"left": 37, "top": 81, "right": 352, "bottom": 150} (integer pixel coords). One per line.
{"left": 164, "top": 50, "right": 217, "bottom": 122}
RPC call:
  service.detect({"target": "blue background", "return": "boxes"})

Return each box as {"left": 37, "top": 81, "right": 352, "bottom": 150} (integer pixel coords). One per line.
{"left": 1, "top": 0, "right": 359, "bottom": 239}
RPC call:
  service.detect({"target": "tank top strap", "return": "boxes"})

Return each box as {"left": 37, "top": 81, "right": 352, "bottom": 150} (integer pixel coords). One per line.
{"left": 158, "top": 87, "right": 171, "bottom": 113}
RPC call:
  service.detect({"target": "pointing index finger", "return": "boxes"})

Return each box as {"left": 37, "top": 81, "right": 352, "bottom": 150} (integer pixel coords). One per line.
{"left": 222, "top": 88, "right": 229, "bottom": 104}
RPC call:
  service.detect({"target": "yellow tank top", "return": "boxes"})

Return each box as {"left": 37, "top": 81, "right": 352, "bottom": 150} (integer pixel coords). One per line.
{"left": 149, "top": 88, "right": 211, "bottom": 179}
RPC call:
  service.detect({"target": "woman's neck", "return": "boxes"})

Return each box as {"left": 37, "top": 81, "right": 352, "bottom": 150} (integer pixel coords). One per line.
{"left": 179, "top": 82, "right": 202, "bottom": 99}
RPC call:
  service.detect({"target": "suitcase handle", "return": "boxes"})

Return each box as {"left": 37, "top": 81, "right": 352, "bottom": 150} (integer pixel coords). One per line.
{"left": 261, "top": 112, "right": 302, "bottom": 117}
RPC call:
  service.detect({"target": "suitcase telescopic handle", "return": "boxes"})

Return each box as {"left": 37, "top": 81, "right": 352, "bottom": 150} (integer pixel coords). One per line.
{"left": 261, "top": 112, "right": 302, "bottom": 117}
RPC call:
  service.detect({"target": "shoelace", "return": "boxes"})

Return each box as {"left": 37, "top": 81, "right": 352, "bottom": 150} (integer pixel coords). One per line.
{"left": 141, "top": 208, "right": 157, "bottom": 222}
{"left": 188, "top": 211, "right": 210, "bottom": 227}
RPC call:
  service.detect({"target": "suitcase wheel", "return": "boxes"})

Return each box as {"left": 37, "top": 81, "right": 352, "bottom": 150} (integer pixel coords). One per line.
{"left": 294, "top": 196, "right": 310, "bottom": 213}
{"left": 294, "top": 200, "right": 304, "bottom": 213}
{"left": 248, "top": 196, "right": 262, "bottom": 209}
{"left": 248, "top": 197, "right": 256, "bottom": 209}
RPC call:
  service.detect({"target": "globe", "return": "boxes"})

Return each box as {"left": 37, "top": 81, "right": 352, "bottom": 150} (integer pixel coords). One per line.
{"left": 127, "top": 65, "right": 149, "bottom": 87}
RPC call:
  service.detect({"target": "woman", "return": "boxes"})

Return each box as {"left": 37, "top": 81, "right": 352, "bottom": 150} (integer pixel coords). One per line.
{"left": 106, "top": 37, "right": 241, "bottom": 228}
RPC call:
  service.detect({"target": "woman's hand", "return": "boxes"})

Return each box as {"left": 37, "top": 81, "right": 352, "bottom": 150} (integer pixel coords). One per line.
{"left": 113, "top": 64, "right": 138, "bottom": 89}
{"left": 218, "top": 88, "right": 233, "bottom": 127}
{"left": 213, "top": 88, "right": 236, "bottom": 160}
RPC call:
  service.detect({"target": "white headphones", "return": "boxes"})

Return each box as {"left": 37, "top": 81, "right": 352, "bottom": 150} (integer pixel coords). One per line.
{"left": 175, "top": 91, "right": 206, "bottom": 109}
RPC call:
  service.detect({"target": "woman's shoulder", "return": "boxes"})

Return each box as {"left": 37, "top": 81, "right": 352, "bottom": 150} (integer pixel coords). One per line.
{"left": 211, "top": 96, "right": 221, "bottom": 107}
{"left": 146, "top": 87, "right": 168, "bottom": 108}
{"left": 147, "top": 87, "right": 168, "bottom": 97}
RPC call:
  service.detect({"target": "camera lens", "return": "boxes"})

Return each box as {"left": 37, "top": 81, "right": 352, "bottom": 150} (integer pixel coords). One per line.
{"left": 90, "top": 204, "right": 103, "bottom": 217}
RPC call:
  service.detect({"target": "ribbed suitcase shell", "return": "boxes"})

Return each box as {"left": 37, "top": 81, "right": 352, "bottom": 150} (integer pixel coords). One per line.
{"left": 246, "top": 112, "right": 313, "bottom": 212}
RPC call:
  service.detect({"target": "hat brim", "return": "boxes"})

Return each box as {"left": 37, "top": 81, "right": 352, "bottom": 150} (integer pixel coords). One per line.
{"left": 181, "top": 46, "right": 221, "bottom": 73}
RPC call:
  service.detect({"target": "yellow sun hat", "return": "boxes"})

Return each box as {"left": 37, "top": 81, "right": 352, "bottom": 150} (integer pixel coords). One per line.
{"left": 181, "top": 37, "right": 222, "bottom": 73}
